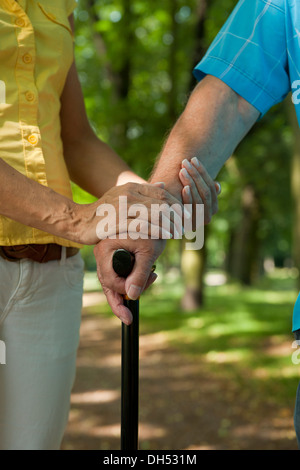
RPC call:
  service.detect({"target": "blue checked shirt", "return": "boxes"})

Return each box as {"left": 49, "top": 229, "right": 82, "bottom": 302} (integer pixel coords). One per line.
{"left": 194, "top": 0, "right": 300, "bottom": 120}
{"left": 193, "top": 0, "right": 300, "bottom": 331}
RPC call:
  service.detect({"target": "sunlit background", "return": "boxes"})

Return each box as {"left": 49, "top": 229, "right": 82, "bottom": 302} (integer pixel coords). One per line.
{"left": 62, "top": 0, "right": 300, "bottom": 450}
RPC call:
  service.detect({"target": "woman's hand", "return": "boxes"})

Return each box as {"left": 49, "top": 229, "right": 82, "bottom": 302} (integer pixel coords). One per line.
{"left": 74, "top": 182, "right": 188, "bottom": 245}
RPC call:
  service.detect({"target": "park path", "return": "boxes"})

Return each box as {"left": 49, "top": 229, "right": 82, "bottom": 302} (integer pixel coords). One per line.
{"left": 61, "top": 293, "right": 298, "bottom": 451}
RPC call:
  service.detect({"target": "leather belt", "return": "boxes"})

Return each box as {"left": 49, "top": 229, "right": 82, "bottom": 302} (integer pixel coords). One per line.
{"left": 0, "top": 244, "right": 79, "bottom": 263}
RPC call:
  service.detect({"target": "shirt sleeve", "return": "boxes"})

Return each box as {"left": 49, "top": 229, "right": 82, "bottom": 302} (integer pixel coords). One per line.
{"left": 66, "top": 0, "right": 77, "bottom": 16}
{"left": 193, "top": 0, "right": 290, "bottom": 117}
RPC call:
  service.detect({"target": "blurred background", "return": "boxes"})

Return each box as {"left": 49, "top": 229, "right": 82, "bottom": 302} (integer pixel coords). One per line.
{"left": 62, "top": 0, "right": 300, "bottom": 450}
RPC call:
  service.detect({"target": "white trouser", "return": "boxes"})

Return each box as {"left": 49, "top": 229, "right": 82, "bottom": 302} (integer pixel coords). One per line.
{"left": 0, "top": 249, "right": 84, "bottom": 450}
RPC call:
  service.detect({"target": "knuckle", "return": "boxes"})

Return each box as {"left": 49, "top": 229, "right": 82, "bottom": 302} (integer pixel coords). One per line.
{"left": 198, "top": 165, "right": 205, "bottom": 176}
{"left": 190, "top": 166, "right": 199, "bottom": 178}
{"left": 102, "top": 285, "right": 110, "bottom": 297}
{"left": 127, "top": 182, "right": 139, "bottom": 192}
{"left": 123, "top": 182, "right": 132, "bottom": 190}
{"left": 157, "top": 188, "right": 168, "bottom": 201}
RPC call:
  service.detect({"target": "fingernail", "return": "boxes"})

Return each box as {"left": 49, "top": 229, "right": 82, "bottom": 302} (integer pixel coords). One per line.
{"left": 120, "top": 315, "right": 132, "bottom": 325}
{"left": 216, "top": 182, "right": 221, "bottom": 194}
{"left": 184, "top": 185, "right": 191, "bottom": 196}
{"left": 183, "top": 159, "right": 193, "bottom": 170}
{"left": 191, "top": 157, "right": 200, "bottom": 168}
{"left": 128, "top": 284, "right": 142, "bottom": 300}
{"left": 153, "top": 182, "right": 165, "bottom": 188}
{"left": 180, "top": 168, "right": 190, "bottom": 179}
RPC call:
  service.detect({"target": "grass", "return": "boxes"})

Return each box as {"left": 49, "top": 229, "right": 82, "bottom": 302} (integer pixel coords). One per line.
{"left": 86, "top": 268, "right": 300, "bottom": 406}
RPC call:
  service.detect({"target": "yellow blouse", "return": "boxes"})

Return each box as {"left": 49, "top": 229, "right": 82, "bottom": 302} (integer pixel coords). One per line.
{"left": 0, "top": 0, "right": 81, "bottom": 247}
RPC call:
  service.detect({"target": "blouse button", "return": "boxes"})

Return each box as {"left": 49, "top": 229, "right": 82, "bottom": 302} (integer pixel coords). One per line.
{"left": 15, "top": 18, "right": 25, "bottom": 27}
{"left": 25, "top": 91, "right": 35, "bottom": 102}
{"left": 23, "top": 53, "right": 33, "bottom": 64}
{"left": 28, "top": 134, "right": 38, "bottom": 145}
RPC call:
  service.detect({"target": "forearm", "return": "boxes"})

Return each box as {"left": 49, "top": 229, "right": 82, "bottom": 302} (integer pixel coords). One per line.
{"left": 0, "top": 158, "right": 82, "bottom": 242}
{"left": 150, "top": 75, "right": 259, "bottom": 200}
{"left": 63, "top": 128, "right": 145, "bottom": 199}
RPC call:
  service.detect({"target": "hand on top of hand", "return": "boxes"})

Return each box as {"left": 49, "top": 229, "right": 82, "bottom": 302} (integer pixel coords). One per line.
{"left": 93, "top": 157, "right": 221, "bottom": 324}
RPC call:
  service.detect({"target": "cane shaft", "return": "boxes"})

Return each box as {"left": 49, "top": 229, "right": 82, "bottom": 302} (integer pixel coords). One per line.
{"left": 112, "top": 249, "right": 140, "bottom": 451}
{"left": 121, "top": 298, "right": 139, "bottom": 450}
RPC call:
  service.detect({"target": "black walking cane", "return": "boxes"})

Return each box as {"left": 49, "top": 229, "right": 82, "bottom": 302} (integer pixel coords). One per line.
{"left": 112, "top": 249, "right": 139, "bottom": 451}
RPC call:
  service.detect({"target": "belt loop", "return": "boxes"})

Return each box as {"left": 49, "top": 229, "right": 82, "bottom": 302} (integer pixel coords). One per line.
{"left": 60, "top": 246, "right": 67, "bottom": 265}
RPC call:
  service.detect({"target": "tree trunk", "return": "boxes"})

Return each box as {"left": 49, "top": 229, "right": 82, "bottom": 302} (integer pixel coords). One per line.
{"left": 86, "top": 0, "right": 133, "bottom": 150}
{"left": 181, "top": 228, "right": 208, "bottom": 311}
{"left": 189, "top": 0, "right": 207, "bottom": 89}
{"left": 229, "top": 185, "right": 260, "bottom": 285}
{"left": 180, "top": 0, "right": 208, "bottom": 311}
{"left": 225, "top": 228, "right": 235, "bottom": 278}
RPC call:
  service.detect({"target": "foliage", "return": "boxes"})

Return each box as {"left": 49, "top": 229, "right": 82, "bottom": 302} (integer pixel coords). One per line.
{"left": 72, "top": 0, "right": 296, "bottom": 282}
{"left": 92, "top": 269, "right": 299, "bottom": 408}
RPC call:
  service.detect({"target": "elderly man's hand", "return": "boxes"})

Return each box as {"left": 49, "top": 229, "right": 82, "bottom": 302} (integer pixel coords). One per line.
{"left": 94, "top": 237, "right": 166, "bottom": 324}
